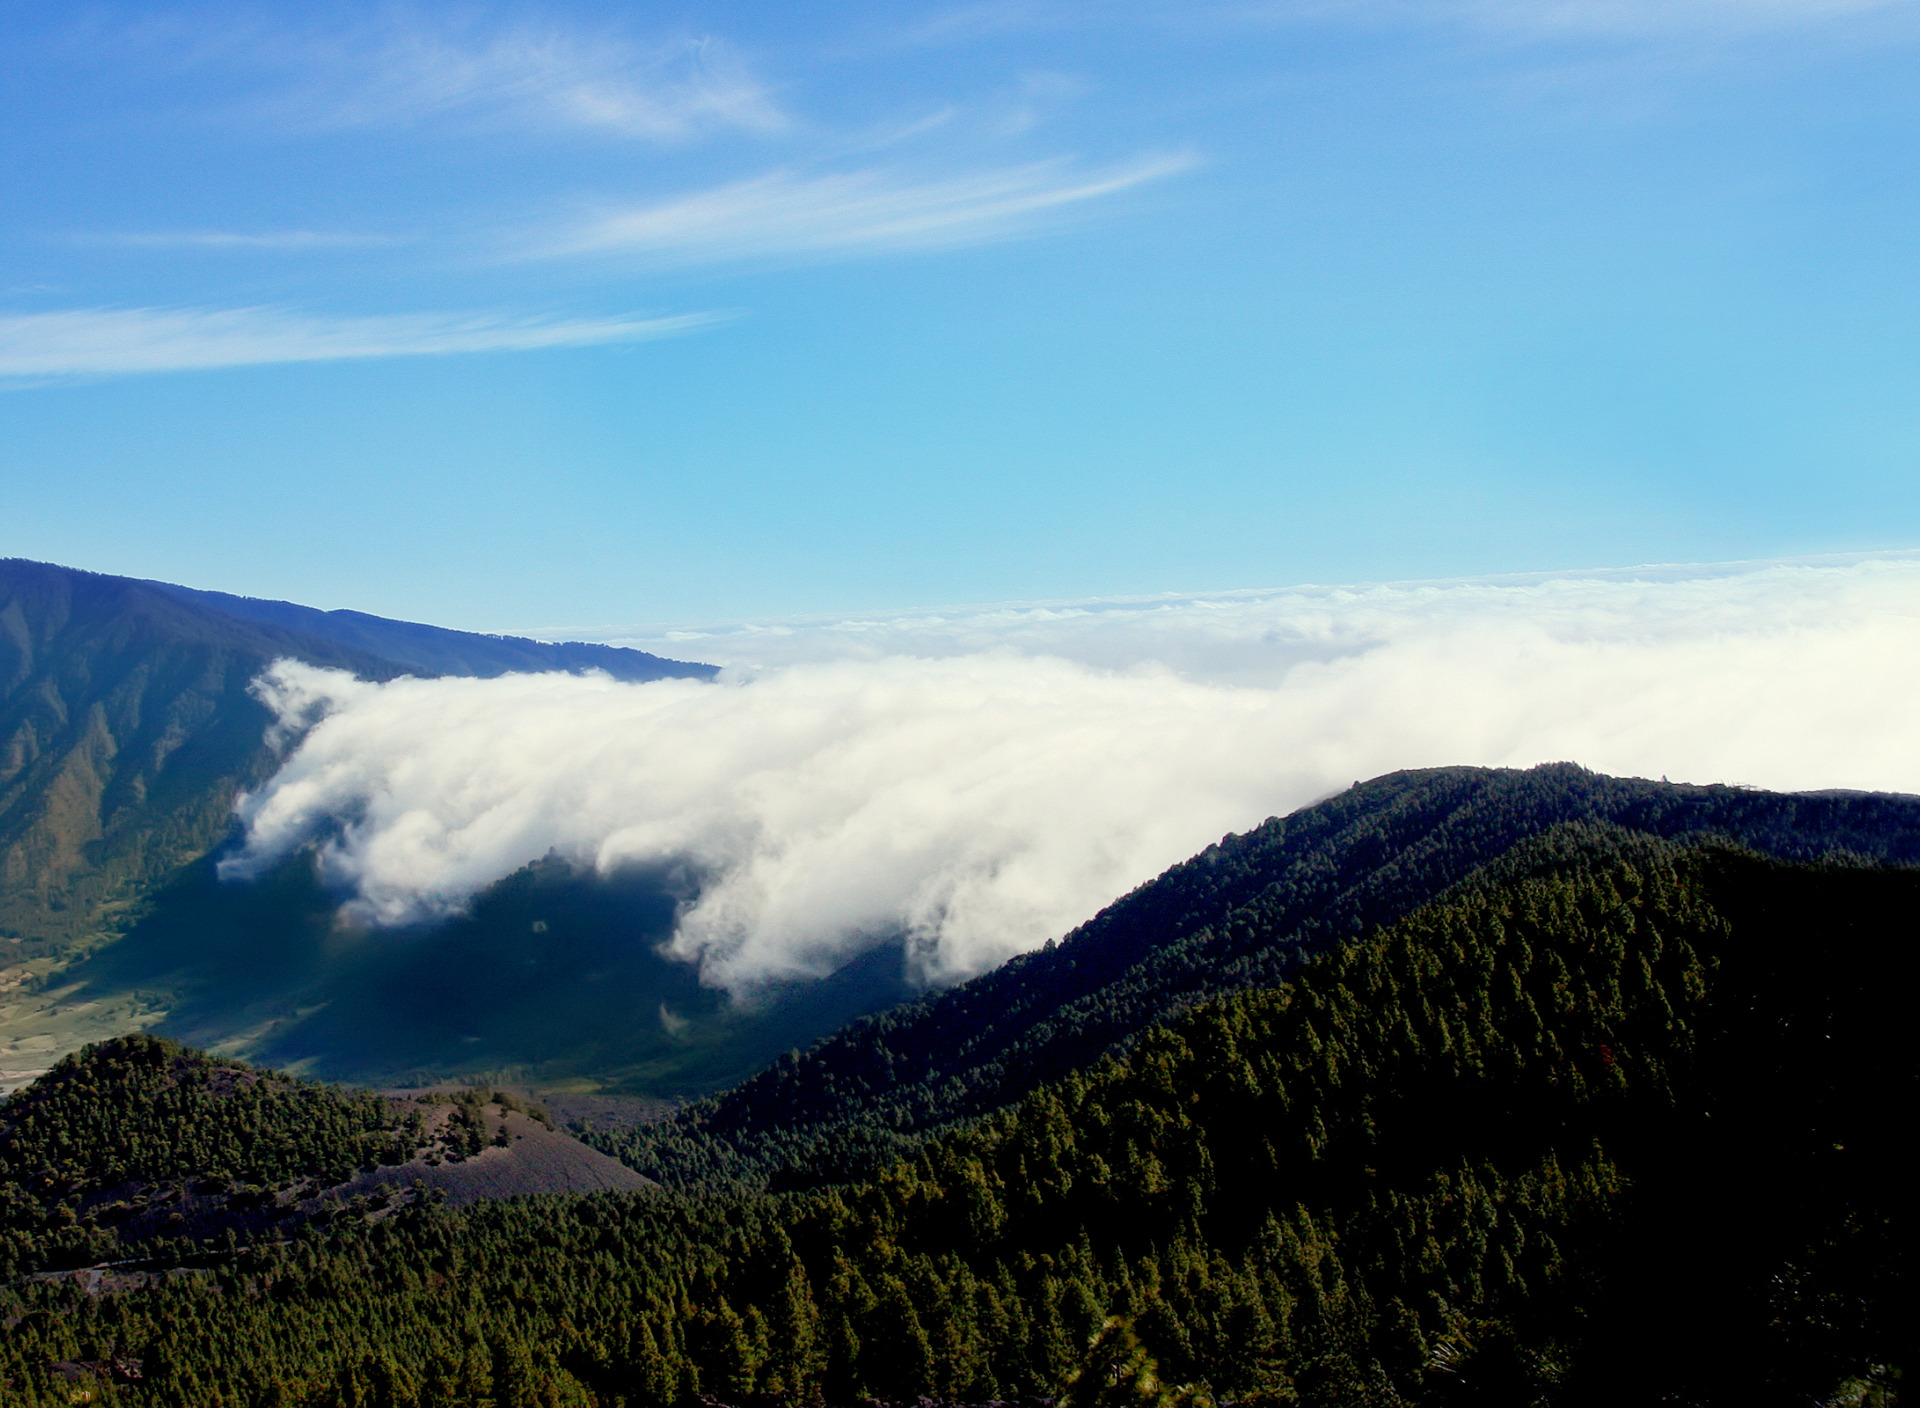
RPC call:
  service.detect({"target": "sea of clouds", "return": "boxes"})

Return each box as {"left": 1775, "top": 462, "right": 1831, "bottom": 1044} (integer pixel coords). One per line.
{"left": 226, "top": 553, "right": 1920, "bottom": 992}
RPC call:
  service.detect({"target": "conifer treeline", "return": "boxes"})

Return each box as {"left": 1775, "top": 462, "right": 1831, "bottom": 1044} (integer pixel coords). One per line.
{"left": 597, "top": 767, "right": 1920, "bottom": 1193}
{"left": 0, "top": 1036, "right": 417, "bottom": 1278}
{"left": 0, "top": 834, "right": 1909, "bottom": 1405}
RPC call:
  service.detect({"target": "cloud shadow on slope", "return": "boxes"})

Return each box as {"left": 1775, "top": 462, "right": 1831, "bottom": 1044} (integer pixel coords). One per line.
{"left": 62, "top": 850, "right": 918, "bottom": 1096}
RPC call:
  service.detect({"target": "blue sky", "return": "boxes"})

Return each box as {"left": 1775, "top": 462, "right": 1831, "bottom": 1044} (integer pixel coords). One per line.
{"left": 4, "top": 0, "right": 1920, "bottom": 632}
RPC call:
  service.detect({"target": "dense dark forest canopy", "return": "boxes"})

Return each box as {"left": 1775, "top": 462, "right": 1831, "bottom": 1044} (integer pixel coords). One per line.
{"left": 0, "top": 825, "right": 1911, "bottom": 1407}
{"left": 597, "top": 765, "right": 1920, "bottom": 1192}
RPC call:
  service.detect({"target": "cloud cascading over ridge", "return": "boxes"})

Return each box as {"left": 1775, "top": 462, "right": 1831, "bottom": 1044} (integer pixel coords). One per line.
{"left": 0, "top": 305, "right": 725, "bottom": 378}
{"left": 226, "top": 555, "right": 1920, "bottom": 995}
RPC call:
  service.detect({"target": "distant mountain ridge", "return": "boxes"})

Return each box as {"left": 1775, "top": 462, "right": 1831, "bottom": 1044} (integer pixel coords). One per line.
{"left": 146, "top": 578, "right": 714, "bottom": 684}
{"left": 0, "top": 557, "right": 713, "bottom": 1003}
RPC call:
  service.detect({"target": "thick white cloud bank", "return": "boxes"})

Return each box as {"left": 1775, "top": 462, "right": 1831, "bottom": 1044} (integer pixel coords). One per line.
{"left": 230, "top": 554, "right": 1920, "bottom": 992}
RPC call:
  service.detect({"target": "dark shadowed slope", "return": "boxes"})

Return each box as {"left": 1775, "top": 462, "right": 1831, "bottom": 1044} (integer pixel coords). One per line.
{"left": 57, "top": 852, "right": 916, "bottom": 1094}
{"left": 601, "top": 762, "right": 1920, "bottom": 1188}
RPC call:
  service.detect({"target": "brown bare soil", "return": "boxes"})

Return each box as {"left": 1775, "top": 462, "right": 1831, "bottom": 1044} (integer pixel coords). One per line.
{"left": 330, "top": 1103, "right": 652, "bottom": 1207}
{"left": 60, "top": 1097, "right": 654, "bottom": 1263}
{"left": 535, "top": 1090, "right": 677, "bottom": 1133}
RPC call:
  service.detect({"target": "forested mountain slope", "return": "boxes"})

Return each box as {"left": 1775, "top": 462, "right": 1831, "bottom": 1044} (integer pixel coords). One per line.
{"left": 1, "top": 838, "right": 1906, "bottom": 1406}
{"left": 602, "top": 763, "right": 1920, "bottom": 1188}
{"left": 0, "top": 558, "right": 711, "bottom": 990}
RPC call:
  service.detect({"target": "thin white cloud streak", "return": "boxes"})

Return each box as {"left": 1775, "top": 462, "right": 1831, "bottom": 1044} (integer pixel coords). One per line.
{"left": 539, "top": 152, "right": 1197, "bottom": 262}
{"left": 0, "top": 305, "right": 725, "bottom": 378}
{"left": 866, "top": 0, "right": 1911, "bottom": 45}
{"left": 325, "top": 23, "right": 782, "bottom": 138}
{"left": 229, "top": 556, "right": 1920, "bottom": 995}
{"left": 168, "top": 12, "right": 787, "bottom": 140}
{"left": 1459, "top": 0, "right": 1908, "bottom": 38}
{"left": 71, "top": 230, "right": 398, "bottom": 251}
{"left": 1249, "top": 0, "right": 1914, "bottom": 40}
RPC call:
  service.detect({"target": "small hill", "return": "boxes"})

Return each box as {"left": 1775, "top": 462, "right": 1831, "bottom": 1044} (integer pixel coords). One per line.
{"left": 0, "top": 1034, "right": 651, "bottom": 1278}
{"left": 0, "top": 1033, "right": 417, "bottom": 1275}
{"left": 600, "top": 762, "right": 1920, "bottom": 1189}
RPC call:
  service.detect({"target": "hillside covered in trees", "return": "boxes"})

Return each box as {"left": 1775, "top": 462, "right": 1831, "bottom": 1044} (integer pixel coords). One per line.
{"left": 594, "top": 763, "right": 1920, "bottom": 1190}
{"left": 0, "top": 826, "right": 1910, "bottom": 1406}
{"left": 0, "top": 1035, "right": 651, "bottom": 1285}
{"left": 0, "top": 1035, "right": 422, "bottom": 1279}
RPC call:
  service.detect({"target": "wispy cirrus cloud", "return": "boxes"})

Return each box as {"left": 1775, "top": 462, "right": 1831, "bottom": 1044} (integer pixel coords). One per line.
{"left": 537, "top": 151, "right": 1198, "bottom": 264}
{"left": 1249, "top": 0, "right": 1915, "bottom": 40}
{"left": 851, "top": 0, "right": 1913, "bottom": 49}
{"left": 69, "top": 229, "right": 399, "bottom": 251}
{"left": 0, "top": 304, "right": 727, "bottom": 379}
{"left": 246, "top": 14, "right": 787, "bottom": 140}
{"left": 1460, "top": 0, "right": 1909, "bottom": 37}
